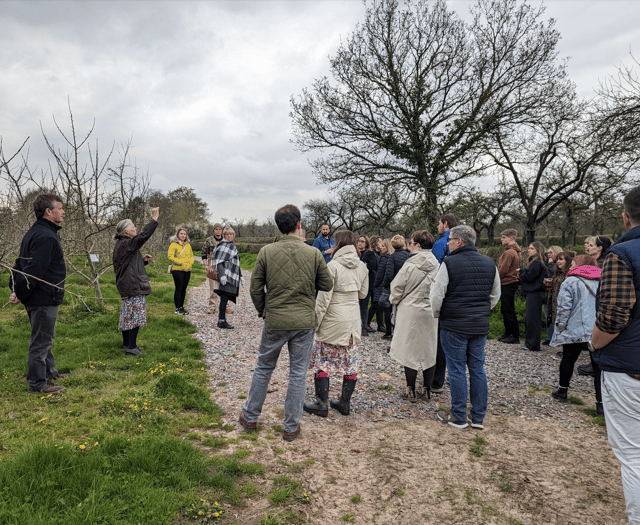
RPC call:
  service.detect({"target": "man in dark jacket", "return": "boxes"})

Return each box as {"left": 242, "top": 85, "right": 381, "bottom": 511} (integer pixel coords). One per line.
{"left": 590, "top": 186, "right": 640, "bottom": 522}
{"left": 312, "top": 224, "right": 335, "bottom": 263}
{"left": 9, "top": 194, "right": 68, "bottom": 394}
{"left": 240, "top": 205, "right": 333, "bottom": 442}
{"left": 430, "top": 225, "right": 501, "bottom": 429}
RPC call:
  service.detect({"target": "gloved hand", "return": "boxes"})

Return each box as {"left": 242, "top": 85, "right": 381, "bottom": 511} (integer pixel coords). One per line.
{"left": 240, "top": 276, "right": 245, "bottom": 286}
{"left": 220, "top": 275, "right": 227, "bottom": 285}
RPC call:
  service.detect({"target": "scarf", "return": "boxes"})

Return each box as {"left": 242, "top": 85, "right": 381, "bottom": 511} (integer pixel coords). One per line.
{"left": 210, "top": 240, "right": 241, "bottom": 289}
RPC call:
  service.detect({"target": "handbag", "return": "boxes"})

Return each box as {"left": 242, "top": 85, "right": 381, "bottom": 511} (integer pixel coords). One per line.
{"left": 379, "top": 289, "right": 391, "bottom": 309}
{"left": 168, "top": 243, "right": 188, "bottom": 275}
{"left": 206, "top": 265, "right": 220, "bottom": 282}
{"left": 167, "top": 265, "right": 172, "bottom": 274}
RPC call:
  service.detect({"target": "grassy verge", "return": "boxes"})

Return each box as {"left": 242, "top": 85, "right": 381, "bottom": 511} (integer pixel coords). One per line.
{"left": 0, "top": 254, "right": 262, "bottom": 524}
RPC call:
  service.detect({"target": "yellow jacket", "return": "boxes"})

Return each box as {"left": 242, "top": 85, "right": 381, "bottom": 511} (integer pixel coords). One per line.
{"left": 168, "top": 242, "right": 194, "bottom": 272}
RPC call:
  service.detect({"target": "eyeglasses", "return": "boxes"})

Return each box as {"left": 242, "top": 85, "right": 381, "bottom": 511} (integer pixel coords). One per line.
{"left": 447, "top": 237, "right": 459, "bottom": 244}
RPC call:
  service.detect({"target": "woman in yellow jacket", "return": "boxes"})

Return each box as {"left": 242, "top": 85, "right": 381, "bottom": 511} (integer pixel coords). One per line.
{"left": 168, "top": 227, "right": 194, "bottom": 315}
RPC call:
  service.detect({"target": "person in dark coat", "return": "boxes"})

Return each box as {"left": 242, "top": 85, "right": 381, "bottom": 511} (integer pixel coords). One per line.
{"left": 381, "top": 235, "right": 410, "bottom": 339}
{"left": 357, "top": 235, "right": 378, "bottom": 336}
{"left": 113, "top": 207, "right": 160, "bottom": 356}
{"left": 372, "top": 239, "right": 393, "bottom": 333}
{"left": 10, "top": 194, "right": 69, "bottom": 394}
{"left": 519, "top": 241, "right": 548, "bottom": 352}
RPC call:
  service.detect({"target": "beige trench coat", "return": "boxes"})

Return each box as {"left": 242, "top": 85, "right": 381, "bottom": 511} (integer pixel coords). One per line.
{"left": 315, "top": 245, "right": 369, "bottom": 346}
{"left": 388, "top": 249, "right": 439, "bottom": 370}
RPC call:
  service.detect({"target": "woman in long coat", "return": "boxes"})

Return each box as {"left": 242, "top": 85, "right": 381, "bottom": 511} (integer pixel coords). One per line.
{"left": 113, "top": 207, "right": 159, "bottom": 356}
{"left": 210, "top": 227, "right": 244, "bottom": 329}
{"left": 304, "top": 230, "right": 369, "bottom": 418}
{"left": 357, "top": 235, "right": 378, "bottom": 336}
{"left": 372, "top": 238, "right": 394, "bottom": 333}
{"left": 381, "top": 235, "right": 411, "bottom": 339}
{"left": 389, "top": 230, "right": 439, "bottom": 402}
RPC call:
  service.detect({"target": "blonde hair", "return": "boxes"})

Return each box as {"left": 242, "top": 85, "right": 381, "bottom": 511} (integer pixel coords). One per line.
{"left": 223, "top": 226, "right": 235, "bottom": 236}
{"left": 391, "top": 234, "right": 405, "bottom": 250}
{"left": 380, "top": 238, "right": 395, "bottom": 255}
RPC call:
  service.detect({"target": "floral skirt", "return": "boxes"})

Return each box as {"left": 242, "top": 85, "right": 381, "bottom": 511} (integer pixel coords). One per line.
{"left": 118, "top": 296, "right": 147, "bottom": 331}
{"left": 308, "top": 338, "right": 358, "bottom": 377}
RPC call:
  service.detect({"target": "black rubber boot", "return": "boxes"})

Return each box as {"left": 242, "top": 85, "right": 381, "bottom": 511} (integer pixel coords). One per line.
{"left": 303, "top": 374, "right": 329, "bottom": 417}
{"left": 552, "top": 387, "right": 568, "bottom": 402}
{"left": 330, "top": 377, "right": 357, "bottom": 416}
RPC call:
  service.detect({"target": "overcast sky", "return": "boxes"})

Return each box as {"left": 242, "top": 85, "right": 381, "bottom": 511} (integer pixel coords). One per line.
{"left": 1, "top": 0, "right": 638, "bottom": 224}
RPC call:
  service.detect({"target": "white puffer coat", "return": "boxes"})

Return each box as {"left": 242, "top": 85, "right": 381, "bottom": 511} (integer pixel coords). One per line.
{"left": 389, "top": 249, "right": 439, "bottom": 370}
{"left": 315, "top": 245, "right": 369, "bottom": 346}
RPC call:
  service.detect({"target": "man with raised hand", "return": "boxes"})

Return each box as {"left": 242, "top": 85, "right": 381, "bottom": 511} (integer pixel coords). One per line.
{"left": 240, "top": 205, "right": 333, "bottom": 442}
{"left": 590, "top": 185, "right": 640, "bottom": 524}
{"left": 10, "top": 194, "right": 69, "bottom": 394}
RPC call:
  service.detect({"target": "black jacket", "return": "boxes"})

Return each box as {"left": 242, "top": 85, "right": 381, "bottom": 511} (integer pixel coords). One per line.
{"left": 383, "top": 249, "right": 410, "bottom": 288}
{"left": 113, "top": 220, "right": 158, "bottom": 298}
{"left": 360, "top": 249, "right": 378, "bottom": 296}
{"left": 519, "top": 259, "right": 547, "bottom": 293}
{"left": 11, "top": 218, "right": 66, "bottom": 306}
{"left": 373, "top": 253, "right": 390, "bottom": 302}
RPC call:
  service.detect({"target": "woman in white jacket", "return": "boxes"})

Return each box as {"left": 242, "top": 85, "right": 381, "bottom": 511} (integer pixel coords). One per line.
{"left": 389, "top": 230, "right": 439, "bottom": 402}
{"left": 304, "top": 231, "right": 369, "bottom": 417}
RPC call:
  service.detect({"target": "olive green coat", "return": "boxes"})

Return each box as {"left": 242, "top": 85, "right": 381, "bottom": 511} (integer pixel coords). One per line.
{"left": 250, "top": 236, "right": 333, "bottom": 330}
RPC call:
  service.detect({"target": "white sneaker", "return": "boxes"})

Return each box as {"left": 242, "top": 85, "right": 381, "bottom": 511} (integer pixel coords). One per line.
{"left": 436, "top": 410, "right": 468, "bottom": 429}
{"left": 466, "top": 417, "right": 484, "bottom": 430}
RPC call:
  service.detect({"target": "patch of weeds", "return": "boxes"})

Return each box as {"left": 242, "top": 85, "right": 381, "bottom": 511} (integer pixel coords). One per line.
{"left": 260, "top": 511, "right": 305, "bottom": 525}
{"left": 507, "top": 518, "right": 525, "bottom": 525}
{"left": 490, "top": 470, "right": 514, "bottom": 493}
{"left": 241, "top": 482, "right": 258, "bottom": 497}
{"left": 469, "top": 435, "right": 486, "bottom": 457}
{"left": 155, "top": 372, "right": 219, "bottom": 414}
{"left": 272, "top": 408, "right": 285, "bottom": 419}
{"left": 265, "top": 434, "right": 276, "bottom": 440}
{"left": 268, "top": 476, "right": 303, "bottom": 506}
{"left": 370, "top": 448, "right": 383, "bottom": 458}
{"left": 202, "top": 436, "right": 230, "bottom": 449}
{"left": 233, "top": 449, "right": 251, "bottom": 458}
{"left": 222, "top": 424, "right": 235, "bottom": 432}
{"left": 238, "top": 393, "right": 247, "bottom": 399}
{"left": 350, "top": 494, "right": 362, "bottom": 503}
{"left": 239, "top": 433, "right": 258, "bottom": 442}
{"left": 329, "top": 476, "right": 337, "bottom": 484}
{"left": 301, "top": 458, "right": 315, "bottom": 467}
{"left": 568, "top": 396, "right": 584, "bottom": 405}
{"left": 185, "top": 497, "right": 225, "bottom": 522}
{"left": 504, "top": 449, "right": 511, "bottom": 455}
{"left": 375, "top": 384, "right": 394, "bottom": 391}
{"left": 342, "top": 514, "right": 356, "bottom": 523}
{"left": 581, "top": 407, "right": 606, "bottom": 426}
{"left": 272, "top": 424, "right": 284, "bottom": 433}
{"left": 216, "top": 382, "right": 228, "bottom": 387}
{"left": 393, "top": 488, "right": 404, "bottom": 496}
{"left": 337, "top": 458, "right": 347, "bottom": 466}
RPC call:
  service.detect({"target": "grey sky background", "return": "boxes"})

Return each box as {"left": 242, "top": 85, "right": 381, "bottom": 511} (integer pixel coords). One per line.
{"left": 1, "top": 0, "right": 638, "bottom": 224}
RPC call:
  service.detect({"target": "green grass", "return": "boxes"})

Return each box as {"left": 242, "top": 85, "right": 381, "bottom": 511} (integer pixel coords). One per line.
{"left": 0, "top": 254, "right": 267, "bottom": 523}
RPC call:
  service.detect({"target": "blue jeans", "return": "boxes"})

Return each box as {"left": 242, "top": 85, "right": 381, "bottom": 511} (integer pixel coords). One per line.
{"left": 26, "top": 305, "right": 60, "bottom": 390}
{"left": 439, "top": 328, "right": 488, "bottom": 424}
{"left": 242, "top": 323, "right": 315, "bottom": 432}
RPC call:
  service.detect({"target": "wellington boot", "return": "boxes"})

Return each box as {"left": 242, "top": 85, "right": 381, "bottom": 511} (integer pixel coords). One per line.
{"left": 303, "top": 375, "right": 329, "bottom": 417}
{"left": 330, "top": 377, "right": 357, "bottom": 416}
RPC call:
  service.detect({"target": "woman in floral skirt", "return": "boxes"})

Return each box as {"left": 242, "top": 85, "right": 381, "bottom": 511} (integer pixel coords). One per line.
{"left": 113, "top": 207, "right": 159, "bottom": 356}
{"left": 304, "top": 230, "right": 369, "bottom": 417}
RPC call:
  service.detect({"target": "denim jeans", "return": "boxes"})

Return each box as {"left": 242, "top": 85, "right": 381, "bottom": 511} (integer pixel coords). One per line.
{"left": 601, "top": 371, "right": 640, "bottom": 524}
{"left": 242, "top": 323, "right": 315, "bottom": 432}
{"left": 26, "top": 305, "right": 60, "bottom": 390}
{"left": 440, "top": 328, "right": 488, "bottom": 424}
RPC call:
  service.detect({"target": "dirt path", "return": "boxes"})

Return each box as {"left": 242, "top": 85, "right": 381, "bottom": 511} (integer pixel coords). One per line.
{"left": 187, "top": 275, "right": 626, "bottom": 525}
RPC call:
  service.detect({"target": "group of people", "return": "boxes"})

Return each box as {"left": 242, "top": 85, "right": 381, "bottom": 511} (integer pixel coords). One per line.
{"left": 8, "top": 190, "right": 640, "bottom": 524}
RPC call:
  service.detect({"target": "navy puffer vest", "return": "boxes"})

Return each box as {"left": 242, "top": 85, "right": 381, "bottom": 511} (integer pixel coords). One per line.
{"left": 593, "top": 225, "right": 640, "bottom": 374}
{"left": 439, "top": 245, "right": 497, "bottom": 336}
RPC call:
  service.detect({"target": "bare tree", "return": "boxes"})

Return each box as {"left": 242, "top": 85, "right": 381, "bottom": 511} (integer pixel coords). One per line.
{"left": 291, "top": 0, "right": 566, "bottom": 228}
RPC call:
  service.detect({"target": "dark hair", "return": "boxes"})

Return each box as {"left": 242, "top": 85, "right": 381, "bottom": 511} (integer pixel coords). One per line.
{"left": 594, "top": 235, "right": 613, "bottom": 251}
{"left": 333, "top": 230, "right": 357, "bottom": 257}
{"left": 274, "top": 204, "right": 301, "bottom": 235}
{"left": 357, "top": 234, "right": 371, "bottom": 251}
{"left": 553, "top": 251, "right": 575, "bottom": 278}
{"left": 412, "top": 230, "right": 435, "bottom": 249}
{"left": 34, "top": 194, "right": 62, "bottom": 219}
{"left": 440, "top": 213, "right": 458, "bottom": 229}
{"left": 623, "top": 185, "right": 640, "bottom": 225}
{"left": 370, "top": 235, "right": 381, "bottom": 253}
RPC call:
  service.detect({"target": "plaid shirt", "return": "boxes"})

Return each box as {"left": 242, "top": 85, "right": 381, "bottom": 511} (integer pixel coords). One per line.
{"left": 210, "top": 240, "right": 241, "bottom": 289}
{"left": 595, "top": 253, "right": 636, "bottom": 334}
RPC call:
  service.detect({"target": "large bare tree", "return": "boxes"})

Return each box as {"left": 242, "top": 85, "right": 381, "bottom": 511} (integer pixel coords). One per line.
{"left": 291, "top": 0, "right": 565, "bottom": 228}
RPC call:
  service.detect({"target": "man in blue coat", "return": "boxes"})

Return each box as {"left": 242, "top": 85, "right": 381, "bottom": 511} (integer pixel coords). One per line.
{"left": 10, "top": 194, "right": 69, "bottom": 394}
{"left": 312, "top": 224, "right": 335, "bottom": 263}
{"left": 590, "top": 185, "right": 640, "bottom": 523}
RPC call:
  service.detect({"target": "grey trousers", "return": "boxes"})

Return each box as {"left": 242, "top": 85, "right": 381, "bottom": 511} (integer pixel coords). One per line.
{"left": 26, "top": 305, "right": 60, "bottom": 390}
{"left": 242, "top": 323, "right": 314, "bottom": 432}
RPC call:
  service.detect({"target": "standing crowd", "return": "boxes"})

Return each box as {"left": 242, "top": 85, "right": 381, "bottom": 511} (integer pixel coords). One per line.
{"left": 8, "top": 189, "right": 640, "bottom": 524}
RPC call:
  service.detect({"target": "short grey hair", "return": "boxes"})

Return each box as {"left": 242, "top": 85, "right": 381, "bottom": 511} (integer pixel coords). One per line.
{"left": 115, "top": 219, "right": 133, "bottom": 238}
{"left": 449, "top": 225, "right": 476, "bottom": 246}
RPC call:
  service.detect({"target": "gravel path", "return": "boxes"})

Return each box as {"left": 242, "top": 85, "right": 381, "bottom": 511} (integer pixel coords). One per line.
{"left": 186, "top": 272, "right": 598, "bottom": 430}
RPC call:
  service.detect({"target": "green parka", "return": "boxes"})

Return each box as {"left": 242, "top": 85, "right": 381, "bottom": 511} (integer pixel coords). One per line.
{"left": 250, "top": 235, "right": 333, "bottom": 330}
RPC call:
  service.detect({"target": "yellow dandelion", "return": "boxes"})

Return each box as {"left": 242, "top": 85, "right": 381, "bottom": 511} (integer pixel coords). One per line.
{"left": 79, "top": 445, "right": 86, "bottom": 450}
{"left": 198, "top": 511, "right": 203, "bottom": 516}
{"left": 38, "top": 417, "right": 48, "bottom": 423}
{"left": 94, "top": 442, "right": 99, "bottom": 446}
